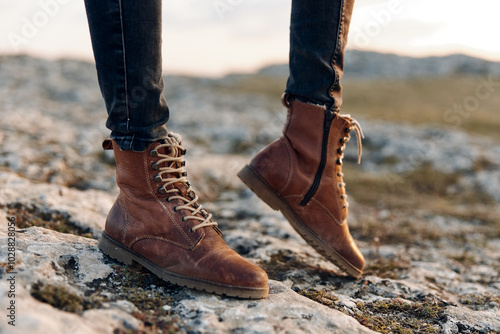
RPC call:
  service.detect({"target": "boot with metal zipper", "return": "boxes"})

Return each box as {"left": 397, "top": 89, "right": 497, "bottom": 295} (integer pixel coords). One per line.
{"left": 238, "top": 94, "right": 365, "bottom": 278}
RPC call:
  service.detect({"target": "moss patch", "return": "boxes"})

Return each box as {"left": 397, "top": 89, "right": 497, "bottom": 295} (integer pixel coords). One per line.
{"left": 3, "top": 202, "right": 94, "bottom": 238}
{"left": 110, "top": 264, "right": 175, "bottom": 310}
{"left": 296, "top": 283, "right": 447, "bottom": 334}
{"left": 363, "top": 256, "right": 411, "bottom": 279}
{"left": 98, "top": 264, "right": 181, "bottom": 333}
{"left": 459, "top": 293, "right": 500, "bottom": 311}
{"left": 30, "top": 281, "right": 97, "bottom": 313}
{"left": 306, "top": 291, "right": 445, "bottom": 334}
{"left": 353, "top": 298, "right": 445, "bottom": 333}
{"left": 298, "top": 288, "right": 338, "bottom": 307}
{"left": 259, "top": 250, "right": 341, "bottom": 284}
{"left": 30, "top": 262, "right": 181, "bottom": 333}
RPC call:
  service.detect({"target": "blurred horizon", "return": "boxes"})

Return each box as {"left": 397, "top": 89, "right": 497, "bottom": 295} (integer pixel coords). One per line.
{"left": 1, "top": 0, "right": 499, "bottom": 77}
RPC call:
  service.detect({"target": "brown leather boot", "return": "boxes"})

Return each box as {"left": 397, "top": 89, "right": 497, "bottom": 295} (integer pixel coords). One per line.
{"left": 99, "top": 133, "right": 269, "bottom": 299}
{"left": 238, "top": 94, "right": 365, "bottom": 278}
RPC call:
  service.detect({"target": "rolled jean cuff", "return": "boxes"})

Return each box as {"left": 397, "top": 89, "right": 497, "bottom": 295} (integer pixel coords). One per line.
{"left": 110, "top": 121, "right": 168, "bottom": 152}
{"left": 111, "top": 136, "right": 159, "bottom": 152}
{"left": 284, "top": 92, "right": 328, "bottom": 109}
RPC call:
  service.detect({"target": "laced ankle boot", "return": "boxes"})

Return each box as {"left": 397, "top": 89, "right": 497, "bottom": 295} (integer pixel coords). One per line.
{"left": 99, "top": 133, "right": 269, "bottom": 299}
{"left": 238, "top": 94, "right": 365, "bottom": 278}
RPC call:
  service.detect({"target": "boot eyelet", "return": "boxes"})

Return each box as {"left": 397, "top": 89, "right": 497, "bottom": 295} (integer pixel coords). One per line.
{"left": 154, "top": 175, "right": 162, "bottom": 182}
{"left": 337, "top": 148, "right": 343, "bottom": 154}
{"left": 344, "top": 127, "right": 351, "bottom": 133}
{"left": 337, "top": 172, "right": 341, "bottom": 177}
{"left": 158, "top": 187, "right": 166, "bottom": 194}
{"left": 181, "top": 217, "right": 186, "bottom": 222}
{"left": 173, "top": 206, "right": 179, "bottom": 212}
{"left": 149, "top": 149, "right": 158, "bottom": 157}
{"left": 180, "top": 148, "right": 187, "bottom": 155}
{"left": 151, "top": 163, "right": 159, "bottom": 170}
{"left": 166, "top": 197, "right": 171, "bottom": 202}
{"left": 336, "top": 158, "right": 342, "bottom": 165}
{"left": 189, "top": 228, "right": 194, "bottom": 233}
{"left": 339, "top": 138, "right": 345, "bottom": 144}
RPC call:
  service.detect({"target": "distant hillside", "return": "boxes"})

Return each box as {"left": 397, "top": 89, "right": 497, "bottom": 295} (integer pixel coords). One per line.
{"left": 258, "top": 50, "right": 500, "bottom": 79}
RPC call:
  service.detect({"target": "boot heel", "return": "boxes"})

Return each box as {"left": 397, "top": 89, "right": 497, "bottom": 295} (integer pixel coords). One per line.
{"left": 238, "top": 165, "right": 283, "bottom": 211}
{"left": 98, "top": 232, "right": 135, "bottom": 265}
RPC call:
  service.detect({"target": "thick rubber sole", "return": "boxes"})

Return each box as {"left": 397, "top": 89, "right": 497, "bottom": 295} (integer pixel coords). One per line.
{"left": 98, "top": 232, "right": 269, "bottom": 299}
{"left": 238, "top": 164, "right": 363, "bottom": 279}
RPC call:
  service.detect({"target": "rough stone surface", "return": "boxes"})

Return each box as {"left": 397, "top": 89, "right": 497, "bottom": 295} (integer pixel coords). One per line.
{"left": 173, "top": 281, "right": 376, "bottom": 334}
{"left": 0, "top": 56, "right": 499, "bottom": 333}
{"left": 0, "top": 216, "right": 375, "bottom": 334}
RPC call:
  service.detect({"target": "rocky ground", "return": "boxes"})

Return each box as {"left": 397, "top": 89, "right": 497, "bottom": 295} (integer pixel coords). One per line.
{"left": 0, "top": 55, "right": 499, "bottom": 334}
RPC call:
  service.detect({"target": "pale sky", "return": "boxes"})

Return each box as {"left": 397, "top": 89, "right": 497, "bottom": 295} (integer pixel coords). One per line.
{"left": 1, "top": 0, "right": 499, "bottom": 77}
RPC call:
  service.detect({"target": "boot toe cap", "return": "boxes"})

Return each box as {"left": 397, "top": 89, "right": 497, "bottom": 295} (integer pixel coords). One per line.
{"left": 217, "top": 252, "right": 269, "bottom": 289}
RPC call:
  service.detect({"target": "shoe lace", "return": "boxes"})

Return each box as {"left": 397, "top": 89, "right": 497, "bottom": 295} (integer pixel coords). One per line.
{"left": 336, "top": 114, "right": 365, "bottom": 209}
{"left": 152, "top": 142, "right": 217, "bottom": 233}
{"left": 338, "top": 114, "right": 364, "bottom": 164}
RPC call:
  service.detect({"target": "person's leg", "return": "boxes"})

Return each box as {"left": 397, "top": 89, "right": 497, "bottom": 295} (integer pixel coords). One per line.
{"left": 239, "top": 0, "right": 365, "bottom": 278}
{"left": 84, "top": 0, "right": 168, "bottom": 151}
{"left": 84, "top": 0, "right": 269, "bottom": 298}
{"left": 286, "top": 0, "right": 354, "bottom": 110}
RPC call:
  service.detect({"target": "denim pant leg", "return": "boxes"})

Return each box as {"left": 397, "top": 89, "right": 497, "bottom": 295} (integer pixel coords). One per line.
{"left": 286, "top": 0, "right": 355, "bottom": 111}
{"left": 84, "top": 0, "right": 169, "bottom": 151}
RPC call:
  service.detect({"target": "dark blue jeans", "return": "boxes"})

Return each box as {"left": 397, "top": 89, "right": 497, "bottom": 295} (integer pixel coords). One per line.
{"left": 84, "top": 0, "right": 355, "bottom": 151}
